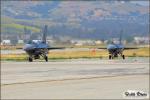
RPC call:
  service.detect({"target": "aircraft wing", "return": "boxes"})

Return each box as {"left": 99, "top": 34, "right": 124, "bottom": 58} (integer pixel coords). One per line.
{"left": 47, "top": 47, "right": 65, "bottom": 50}
{"left": 16, "top": 47, "right": 23, "bottom": 49}
{"left": 97, "top": 47, "right": 107, "bottom": 49}
{"left": 124, "top": 47, "right": 138, "bottom": 50}
{"left": 32, "top": 47, "right": 65, "bottom": 50}
{"left": 16, "top": 47, "right": 65, "bottom": 50}
{"left": 97, "top": 47, "right": 138, "bottom": 50}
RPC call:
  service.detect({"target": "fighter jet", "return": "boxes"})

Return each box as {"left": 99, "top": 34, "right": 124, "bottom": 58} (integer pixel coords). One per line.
{"left": 23, "top": 25, "right": 64, "bottom": 62}
{"left": 98, "top": 31, "right": 137, "bottom": 59}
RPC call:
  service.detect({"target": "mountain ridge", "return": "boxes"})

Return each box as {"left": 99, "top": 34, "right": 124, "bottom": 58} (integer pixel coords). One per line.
{"left": 1, "top": 1, "right": 149, "bottom": 40}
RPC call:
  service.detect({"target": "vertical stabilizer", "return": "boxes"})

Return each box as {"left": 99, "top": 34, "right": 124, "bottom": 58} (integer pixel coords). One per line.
{"left": 119, "top": 30, "right": 123, "bottom": 44}
{"left": 24, "top": 27, "right": 31, "bottom": 43}
{"left": 42, "top": 25, "right": 48, "bottom": 43}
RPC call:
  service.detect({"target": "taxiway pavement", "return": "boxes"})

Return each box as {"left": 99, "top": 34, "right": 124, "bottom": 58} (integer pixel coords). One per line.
{"left": 1, "top": 58, "right": 149, "bottom": 99}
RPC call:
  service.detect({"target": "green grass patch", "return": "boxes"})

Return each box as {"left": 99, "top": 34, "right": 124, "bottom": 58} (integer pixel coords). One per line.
{"left": 2, "top": 23, "right": 40, "bottom": 32}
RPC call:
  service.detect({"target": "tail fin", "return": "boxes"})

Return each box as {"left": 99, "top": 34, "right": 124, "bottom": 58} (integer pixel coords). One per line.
{"left": 42, "top": 25, "right": 48, "bottom": 43}
{"left": 24, "top": 27, "right": 31, "bottom": 43}
{"left": 119, "top": 30, "right": 123, "bottom": 44}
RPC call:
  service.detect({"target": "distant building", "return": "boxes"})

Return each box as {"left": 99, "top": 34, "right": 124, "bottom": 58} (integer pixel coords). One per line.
{"left": 104, "top": 40, "right": 108, "bottom": 44}
{"left": 32, "top": 40, "right": 42, "bottom": 43}
{"left": 95, "top": 40, "right": 103, "bottom": 45}
{"left": 112, "top": 38, "right": 126, "bottom": 44}
{"left": 18, "top": 40, "right": 24, "bottom": 44}
{"left": 71, "top": 39, "right": 95, "bottom": 46}
{"left": 1, "top": 40, "right": 11, "bottom": 45}
{"left": 134, "top": 37, "right": 149, "bottom": 44}
{"left": 75, "top": 43, "right": 83, "bottom": 46}
{"left": 47, "top": 39, "right": 54, "bottom": 44}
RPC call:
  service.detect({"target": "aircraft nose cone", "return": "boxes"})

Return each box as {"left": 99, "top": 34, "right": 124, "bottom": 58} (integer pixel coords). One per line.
{"left": 23, "top": 44, "right": 34, "bottom": 51}
{"left": 107, "top": 44, "right": 117, "bottom": 50}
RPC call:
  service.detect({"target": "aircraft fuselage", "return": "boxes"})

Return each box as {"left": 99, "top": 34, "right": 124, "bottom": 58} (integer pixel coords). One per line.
{"left": 107, "top": 44, "right": 125, "bottom": 59}
{"left": 23, "top": 42, "right": 49, "bottom": 61}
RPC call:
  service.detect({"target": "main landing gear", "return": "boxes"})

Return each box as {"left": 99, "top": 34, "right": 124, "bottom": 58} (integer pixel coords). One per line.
{"left": 109, "top": 54, "right": 115, "bottom": 59}
{"left": 109, "top": 54, "right": 125, "bottom": 60}
{"left": 109, "top": 55, "right": 112, "bottom": 59}
{"left": 44, "top": 55, "right": 48, "bottom": 62}
{"left": 122, "top": 55, "right": 125, "bottom": 59}
{"left": 28, "top": 57, "right": 33, "bottom": 62}
{"left": 28, "top": 55, "right": 48, "bottom": 62}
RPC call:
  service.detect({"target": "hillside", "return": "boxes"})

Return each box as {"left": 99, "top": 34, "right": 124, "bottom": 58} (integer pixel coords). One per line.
{"left": 1, "top": 1, "right": 149, "bottom": 40}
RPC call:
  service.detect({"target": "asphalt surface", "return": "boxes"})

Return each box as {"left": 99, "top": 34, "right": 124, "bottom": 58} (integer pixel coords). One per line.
{"left": 1, "top": 58, "right": 149, "bottom": 99}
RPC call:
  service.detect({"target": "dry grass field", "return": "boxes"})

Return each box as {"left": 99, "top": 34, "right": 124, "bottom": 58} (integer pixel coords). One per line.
{"left": 0, "top": 47, "right": 149, "bottom": 61}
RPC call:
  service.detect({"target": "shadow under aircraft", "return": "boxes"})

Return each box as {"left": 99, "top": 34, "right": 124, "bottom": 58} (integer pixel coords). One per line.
{"left": 98, "top": 31, "right": 138, "bottom": 59}
{"left": 23, "top": 25, "right": 64, "bottom": 62}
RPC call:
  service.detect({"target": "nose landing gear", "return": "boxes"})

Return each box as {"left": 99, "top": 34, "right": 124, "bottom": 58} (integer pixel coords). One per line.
{"left": 109, "top": 55, "right": 112, "bottom": 59}
{"left": 122, "top": 55, "right": 125, "bottom": 59}
{"left": 28, "top": 57, "right": 33, "bottom": 62}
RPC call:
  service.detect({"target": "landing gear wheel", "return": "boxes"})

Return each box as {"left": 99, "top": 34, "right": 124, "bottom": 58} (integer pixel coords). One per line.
{"left": 44, "top": 56, "right": 48, "bottom": 62}
{"left": 28, "top": 57, "right": 33, "bottom": 62}
{"left": 109, "top": 55, "right": 111, "bottom": 59}
{"left": 122, "top": 55, "right": 125, "bottom": 59}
